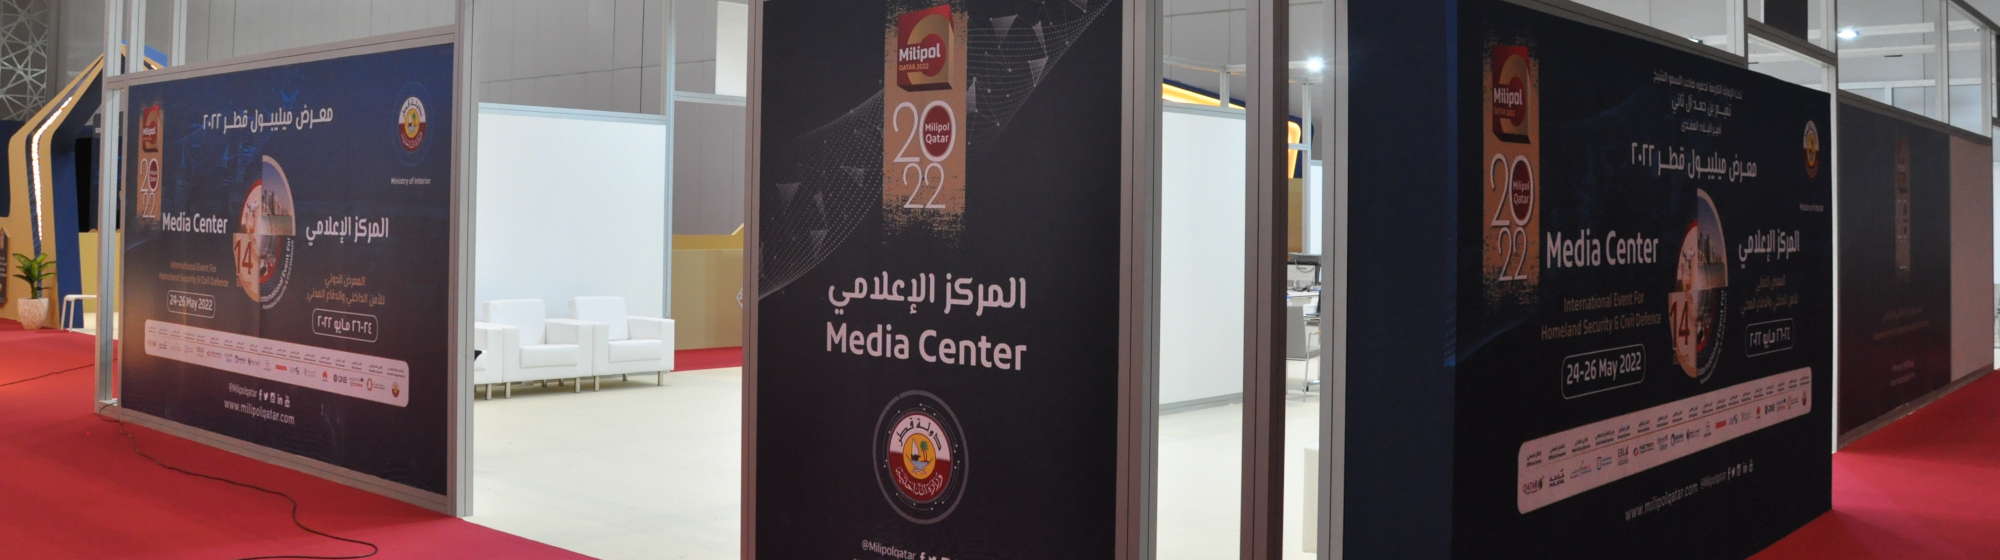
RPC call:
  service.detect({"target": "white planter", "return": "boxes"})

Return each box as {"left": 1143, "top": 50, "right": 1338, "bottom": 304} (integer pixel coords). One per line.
{"left": 16, "top": 298, "right": 50, "bottom": 330}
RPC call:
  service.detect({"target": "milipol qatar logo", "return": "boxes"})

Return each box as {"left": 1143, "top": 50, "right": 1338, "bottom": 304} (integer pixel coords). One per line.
{"left": 873, "top": 390, "right": 968, "bottom": 524}
{"left": 895, "top": 5, "right": 953, "bottom": 91}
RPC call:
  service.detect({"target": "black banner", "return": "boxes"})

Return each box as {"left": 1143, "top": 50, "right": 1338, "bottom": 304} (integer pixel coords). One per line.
{"left": 1461, "top": 4, "right": 1833, "bottom": 557}
{"left": 756, "top": 1, "right": 1120, "bottom": 558}
{"left": 1347, "top": 2, "right": 1832, "bottom": 557}
{"left": 1835, "top": 102, "right": 1953, "bottom": 434}
{"left": 120, "top": 44, "right": 455, "bottom": 493}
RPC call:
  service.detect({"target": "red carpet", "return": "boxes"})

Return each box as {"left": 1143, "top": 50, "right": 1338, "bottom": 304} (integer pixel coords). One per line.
{"left": 674, "top": 346, "right": 743, "bottom": 372}
{"left": 8, "top": 319, "right": 2000, "bottom": 558}
{"left": 0, "top": 321, "right": 588, "bottom": 559}
{"left": 1752, "top": 372, "right": 2000, "bottom": 559}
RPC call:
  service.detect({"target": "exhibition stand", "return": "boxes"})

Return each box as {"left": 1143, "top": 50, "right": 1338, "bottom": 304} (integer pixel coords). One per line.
{"left": 751, "top": 0, "right": 1126, "bottom": 557}
{"left": 1347, "top": 1, "right": 1834, "bottom": 557}
{"left": 1834, "top": 93, "right": 1995, "bottom": 440}
{"left": 10, "top": 1, "right": 2000, "bottom": 558}
{"left": 95, "top": 25, "right": 474, "bottom": 514}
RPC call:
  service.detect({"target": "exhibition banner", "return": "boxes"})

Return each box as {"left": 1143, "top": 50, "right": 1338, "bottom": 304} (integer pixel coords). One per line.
{"left": 756, "top": 0, "right": 1119, "bottom": 557}
{"left": 1454, "top": 2, "right": 1833, "bottom": 557}
{"left": 1834, "top": 102, "right": 1952, "bottom": 434}
{"left": 121, "top": 43, "right": 455, "bottom": 493}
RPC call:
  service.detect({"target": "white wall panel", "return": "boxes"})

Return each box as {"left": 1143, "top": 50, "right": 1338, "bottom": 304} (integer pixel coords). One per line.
{"left": 474, "top": 0, "right": 662, "bottom": 112}
{"left": 1160, "top": 109, "right": 1248, "bottom": 405}
{"left": 612, "top": 67, "right": 643, "bottom": 113}
{"left": 613, "top": 0, "right": 644, "bottom": 68}
{"left": 642, "top": 0, "right": 663, "bottom": 67}
{"left": 642, "top": 65, "right": 663, "bottom": 114}
{"left": 1950, "top": 138, "right": 1994, "bottom": 378}
{"left": 476, "top": 106, "right": 669, "bottom": 318}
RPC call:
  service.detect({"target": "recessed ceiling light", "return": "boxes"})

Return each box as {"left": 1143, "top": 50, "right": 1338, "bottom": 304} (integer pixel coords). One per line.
{"left": 1837, "top": 27, "right": 1859, "bottom": 40}
{"left": 1305, "top": 57, "right": 1325, "bottom": 72}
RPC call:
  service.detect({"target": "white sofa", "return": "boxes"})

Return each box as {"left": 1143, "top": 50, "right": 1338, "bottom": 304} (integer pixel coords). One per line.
{"left": 571, "top": 296, "right": 675, "bottom": 389}
{"left": 479, "top": 299, "right": 602, "bottom": 397}
{"left": 472, "top": 322, "right": 506, "bottom": 399}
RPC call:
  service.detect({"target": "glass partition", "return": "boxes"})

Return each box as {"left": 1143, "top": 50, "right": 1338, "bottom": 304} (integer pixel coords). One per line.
{"left": 1838, "top": 0, "right": 1945, "bottom": 119}
{"left": 1750, "top": 33, "right": 1833, "bottom": 91}
{"left": 1285, "top": 5, "right": 1329, "bottom": 557}
{"left": 1948, "top": 2, "right": 1988, "bottom": 131}
{"left": 1157, "top": 0, "right": 1249, "bottom": 555}
{"left": 1573, "top": 0, "right": 1741, "bottom": 54}
{"left": 672, "top": 0, "right": 750, "bottom": 97}
{"left": 1750, "top": 0, "right": 1832, "bottom": 49}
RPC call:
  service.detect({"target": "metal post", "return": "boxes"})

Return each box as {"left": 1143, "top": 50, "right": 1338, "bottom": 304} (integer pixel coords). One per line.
{"left": 1242, "top": 0, "right": 1287, "bottom": 557}
{"left": 95, "top": 0, "right": 125, "bottom": 406}
{"left": 1219, "top": 68, "right": 1230, "bottom": 108}
{"left": 662, "top": 0, "right": 676, "bottom": 319}
{"left": 1300, "top": 83, "right": 1313, "bottom": 152}
{"left": 1321, "top": 1, "right": 1348, "bottom": 554}
{"left": 743, "top": 0, "right": 765, "bottom": 555}
{"left": 1940, "top": 0, "right": 1951, "bottom": 123}
{"left": 1829, "top": 0, "right": 1842, "bottom": 452}
{"left": 1118, "top": 1, "right": 1161, "bottom": 558}
{"left": 171, "top": 0, "right": 186, "bottom": 66}
{"left": 1727, "top": 0, "right": 1746, "bottom": 54}
{"left": 1982, "top": 23, "right": 1991, "bottom": 128}
{"left": 450, "top": 0, "right": 479, "bottom": 517}
{"left": 126, "top": 0, "right": 145, "bottom": 73}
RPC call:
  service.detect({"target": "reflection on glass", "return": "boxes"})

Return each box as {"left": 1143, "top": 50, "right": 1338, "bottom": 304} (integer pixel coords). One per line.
{"left": 1837, "top": 0, "right": 1944, "bottom": 119}
{"left": 1748, "top": 35, "right": 1828, "bottom": 92}
{"left": 1573, "top": 0, "right": 1737, "bottom": 54}
{"left": 1158, "top": 1, "right": 1248, "bottom": 557}
{"left": 1946, "top": 4, "right": 1985, "bottom": 131}
{"left": 675, "top": 0, "right": 751, "bottom": 97}
{"left": 1284, "top": 2, "right": 1330, "bottom": 554}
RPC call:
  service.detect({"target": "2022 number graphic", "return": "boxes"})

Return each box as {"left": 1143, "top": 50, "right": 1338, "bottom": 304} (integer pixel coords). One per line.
{"left": 891, "top": 100, "right": 956, "bottom": 210}
{"left": 1488, "top": 153, "right": 1535, "bottom": 282}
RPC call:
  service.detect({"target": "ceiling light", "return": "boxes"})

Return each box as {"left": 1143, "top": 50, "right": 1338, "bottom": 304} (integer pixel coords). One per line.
{"left": 1305, "top": 57, "right": 1325, "bottom": 72}
{"left": 1837, "top": 27, "right": 1859, "bottom": 40}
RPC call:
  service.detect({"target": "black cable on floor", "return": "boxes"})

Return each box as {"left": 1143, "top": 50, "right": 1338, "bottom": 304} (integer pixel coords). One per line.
{"left": 91, "top": 403, "right": 381, "bottom": 560}
{"left": 5, "top": 362, "right": 384, "bottom": 559}
{"left": 0, "top": 363, "right": 92, "bottom": 388}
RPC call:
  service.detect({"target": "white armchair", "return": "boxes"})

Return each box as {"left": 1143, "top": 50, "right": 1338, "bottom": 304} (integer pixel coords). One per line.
{"left": 571, "top": 296, "right": 675, "bottom": 389}
{"left": 473, "top": 321, "right": 508, "bottom": 399}
{"left": 481, "top": 299, "right": 602, "bottom": 396}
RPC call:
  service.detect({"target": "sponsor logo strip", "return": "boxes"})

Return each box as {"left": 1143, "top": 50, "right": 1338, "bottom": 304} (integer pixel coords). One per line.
{"left": 143, "top": 320, "right": 410, "bottom": 407}
{"left": 1517, "top": 367, "right": 1811, "bottom": 513}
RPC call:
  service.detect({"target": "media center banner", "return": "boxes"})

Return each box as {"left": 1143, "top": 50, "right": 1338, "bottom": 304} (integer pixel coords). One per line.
{"left": 1835, "top": 103, "right": 1953, "bottom": 435}
{"left": 756, "top": 1, "right": 1118, "bottom": 557}
{"left": 1454, "top": 2, "right": 1833, "bottom": 557}
{"left": 121, "top": 44, "right": 455, "bottom": 493}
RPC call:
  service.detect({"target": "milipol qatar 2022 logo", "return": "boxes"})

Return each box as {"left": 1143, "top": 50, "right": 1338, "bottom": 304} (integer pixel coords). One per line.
{"left": 873, "top": 390, "right": 968, "bottom": 525}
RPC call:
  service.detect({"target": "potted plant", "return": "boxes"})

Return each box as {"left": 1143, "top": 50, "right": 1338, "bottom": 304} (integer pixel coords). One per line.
{"left": 10, "top": 253, "right": 55, "bottom": 330}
